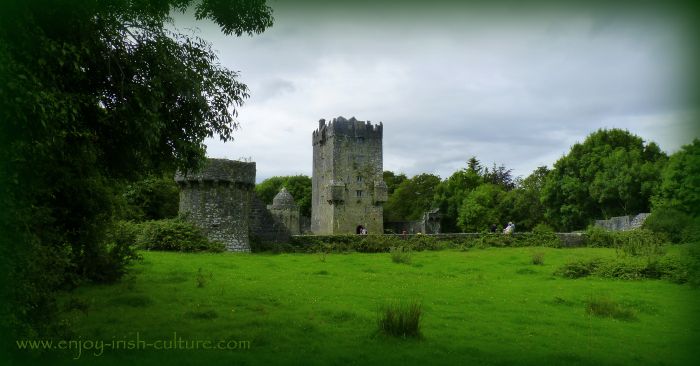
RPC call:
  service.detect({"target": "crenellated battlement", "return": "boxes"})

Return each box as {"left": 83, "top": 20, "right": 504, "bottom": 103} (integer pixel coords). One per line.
{"left": 312, "top": 116, "right": 383, "bottom": 145}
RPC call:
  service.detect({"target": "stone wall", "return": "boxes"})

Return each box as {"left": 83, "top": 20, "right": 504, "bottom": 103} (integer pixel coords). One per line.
{"left": 175, "top": 159, "right": 256, "bottom": 251}
{"left": 595, "top": 213, "right": 650, "bottom": 231}
{"left": 249, "top": 194, "right": 290, "bottom": 245}
{"left": 311, "top": 116, "right": 386, "bottom": 234}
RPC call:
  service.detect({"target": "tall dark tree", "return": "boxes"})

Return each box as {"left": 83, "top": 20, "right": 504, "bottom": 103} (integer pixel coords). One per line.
{"left": 0, "top": 0, "right": 273, "bottom": 338}
{"left": 541, "top": 129, "right": 667, "bottom": 231}
{"left": 483, "top": 162, "right": 516, "bottom": 190}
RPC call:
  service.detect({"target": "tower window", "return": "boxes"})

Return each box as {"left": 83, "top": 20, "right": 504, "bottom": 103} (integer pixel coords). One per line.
{"left": 356, "top": 176, "right": 363, "bottom": 183}
{"left": 356, "top": 190, "right": 363, "bottom": 197}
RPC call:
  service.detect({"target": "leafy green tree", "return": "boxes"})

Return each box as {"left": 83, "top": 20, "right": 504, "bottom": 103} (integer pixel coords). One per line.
{"left": 457, "top": 184, "right": 507, "bottom": 232}
{"left": 121, "top": 175, "right": 180, "bottom": 221}
{"left": 652, "top": 139, "right": 700, "bottom": 216}
{"left": 0, "top": 0, "right": 273, "bottom": 337}
{"left": 499, "top": 166, "right": 549, "bottom": 231}
{"left": 383, "top": 171, "right": 408, "bottom": 195}
{"left": 541, "top": 129, "right": 667, "bottom": 231}
{"left": 483, "top": 162, "right": 516, "bottom": 190}
{"left": 432, "top": 168, "right": 483, "bottom": 232}
{"left": 255, "top": 175, "right": 312, "bottom": 217}
{"left": 384, "top": 173, "right": 441, "bottom": 221}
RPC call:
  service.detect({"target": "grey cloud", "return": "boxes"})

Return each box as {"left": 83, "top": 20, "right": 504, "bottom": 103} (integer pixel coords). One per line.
{"left": 179, "top": 5, "right": 696, "bottom": 182}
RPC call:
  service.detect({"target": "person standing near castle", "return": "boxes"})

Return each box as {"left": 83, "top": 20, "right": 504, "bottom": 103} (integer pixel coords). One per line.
{"left": 503, "top": 222, "right": 515, "bottom": 234}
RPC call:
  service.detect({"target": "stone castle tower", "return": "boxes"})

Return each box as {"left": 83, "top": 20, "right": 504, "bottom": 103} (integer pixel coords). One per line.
{"left": 311, "top": 116, "right": 388, "bottom": 234}
{"left": 175, "top": 159, "right": 256, "bottom": 251}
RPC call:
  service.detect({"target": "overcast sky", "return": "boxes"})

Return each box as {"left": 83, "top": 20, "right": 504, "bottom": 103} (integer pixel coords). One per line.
{"left": 174, "top": 2, "right": 697, "bottom": 183}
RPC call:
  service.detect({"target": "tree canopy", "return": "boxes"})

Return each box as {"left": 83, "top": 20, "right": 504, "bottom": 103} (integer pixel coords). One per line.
{"left": 0, "top": 0, "right": 273, "bottom": 338}
{"left": 384, "top": 173, "right": 441, "bottom": 221}
{"left": 541, "top": 129, "right": 667, "bottom": 231}
{"left": 653, "top": 138, "right": 700, "bottom": 216}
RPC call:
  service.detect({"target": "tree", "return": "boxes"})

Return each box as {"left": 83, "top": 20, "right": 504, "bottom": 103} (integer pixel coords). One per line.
{"left": 384, "top": 173, "right": 441, "bottom": 221}
{"left": 121, "top": 175, "right": 180, "bottom": 221}
{"left": 383, "top": 170, "right": 408, "bottom": 195}
{"left": 482, "top": 162, "right": 516, "bottom": 190}
{"left": 541, "top": 129, "right": 667, "bottom": 231}
{"left": 499, "top": 166, "right": 549, "bottom": 231}
{"left": 457, "top": 184, "right": 506, "bottom": 232}
{"left": 0, "top": 0, "right": 273, "bottom": 338}
{"left": 432, "top": 167, "right": 483, "bottom": 232}
{"left": 652, "top": 138, "right": 700, "bottom": 216}
{"left": 255, "top": 175, "right": 312, "bottom": 217}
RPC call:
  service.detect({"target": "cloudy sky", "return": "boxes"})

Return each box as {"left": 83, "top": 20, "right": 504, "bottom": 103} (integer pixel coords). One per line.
{"left": 174, "top": 2, "right": 697, "bottom": 182}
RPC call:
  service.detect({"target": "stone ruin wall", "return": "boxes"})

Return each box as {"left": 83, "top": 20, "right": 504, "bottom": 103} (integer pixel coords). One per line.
{"left": 175, "top": 159, "right": 256, "bottom": 251}
{"left": 176, "top": 158, "right": 305, "bottom": 250}
{"left": 594, "top": 213, "right": 650, "bottom": 232}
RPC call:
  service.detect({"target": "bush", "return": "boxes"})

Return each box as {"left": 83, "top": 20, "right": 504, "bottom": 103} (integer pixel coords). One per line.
{"left": 585, "top": 226, "right": 617, "bottom": 247}
{"left": 85, "top": 221, "right": 142, "bottom": 283}
{"left": 136, "top": 219, "right": 225, "bottom": 252}
{"left": 595, "top": 258, "right": 648, "bottom": 280}
{"left": 612, "top": 229, "right": 664, "bottom": 258}
{"left": 554, "top": 258, "right": 602, "bottom": 278}
{"left": 378, "top": 300, "right": 422, "bottom": 338}
{"left": 531, "top": 251, "right": 545, "bottom": 265}
{"left": 586, "top": 297, "right": 636, "bottom": 321}
{"left": 644, "top": 207, "right": 699, "bottom": 243}
{"left": 390, "top": 246, "right": 412, "bottom": 264}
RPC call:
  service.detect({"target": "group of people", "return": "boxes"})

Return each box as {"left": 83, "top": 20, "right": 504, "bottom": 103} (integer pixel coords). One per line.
{"left": 490, "top": 222, "right": 516, "bottom": 234}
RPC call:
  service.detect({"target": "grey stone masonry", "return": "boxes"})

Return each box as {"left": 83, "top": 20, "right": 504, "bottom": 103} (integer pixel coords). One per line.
{"left": 175, "top": 159, "right": 255, "bottom": 251}
{"left": 311, "top": 116, "right": 386, "bottom": 234}
{"left": 267, "top": 188, "right": 300, "bottom": 235}
{"left": 595, "top": 213, "right": 650, "bottom": 231}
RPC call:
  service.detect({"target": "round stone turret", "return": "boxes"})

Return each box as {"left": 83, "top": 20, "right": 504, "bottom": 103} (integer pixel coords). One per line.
{"left": 271, "top": 187, "right": 297, "bottom": 209}
{"left": 267, "top": 187, "right": 300, "bottom": 235}
{"left": 175, "top": 158, "right": 256, "bottom": 251}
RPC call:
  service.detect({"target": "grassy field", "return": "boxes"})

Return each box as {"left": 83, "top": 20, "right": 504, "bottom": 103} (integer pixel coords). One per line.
{"left": 38, "top": 247, "right": 700, "bottom": 365}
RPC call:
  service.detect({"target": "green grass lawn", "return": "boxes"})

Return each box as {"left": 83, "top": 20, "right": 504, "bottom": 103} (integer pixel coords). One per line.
{"left": 41, "top": 247, "right": 700, "bottom": 365}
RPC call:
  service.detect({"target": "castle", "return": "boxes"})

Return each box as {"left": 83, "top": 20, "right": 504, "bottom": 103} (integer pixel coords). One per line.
{"left": 176, "top": 116, "right": 386, "bottom": 251}
{"left": 312, "top": 116, "right": 387, "bottom": 234}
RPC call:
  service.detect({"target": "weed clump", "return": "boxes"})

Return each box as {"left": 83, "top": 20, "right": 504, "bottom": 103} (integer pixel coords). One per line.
{"left": 390, "top": 246, "right": 412, "bottom": 264}
{"left": 378, "top": 300, "right": 422, "bottom": 338}
{"left": 586, "top": 297, "right": 636, "bottom": 321}
{"left": 196, "top": 268, "right": 213, "bottom": 288}
{"left": 531, "top": 251, "right": 545, "bottom": 265}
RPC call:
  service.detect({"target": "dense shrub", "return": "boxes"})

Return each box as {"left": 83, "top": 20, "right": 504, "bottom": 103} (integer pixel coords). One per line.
{"left": 554, "top": 258, "right": 602, "bottom": 278}
{"left": 612, "top": 229, "right": 664, "bottom": 258}
{"left": 377, "top": 300, "right": 422, "bottom": 338}
{"left": 136, "top": 219, "right": 225, "bottom": 252}
{"left": 92, "top": 221, "right": 143, "bottom": 283}
{"left": 584, "top": 226, "right": 664, "bottom": 257}
{"left": 644, "top": 208, "right": 699, "bottom": 243}
{"left": 585, "top": 226, "right": 617, "bottom": 247}
{"left": 285, "top": 232, "right": 568, "bottom": 253}
{"left": 594, "top": 258, "right": 648, "bottom": 280}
